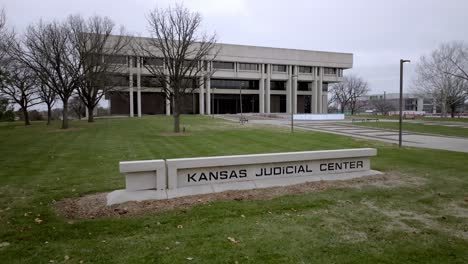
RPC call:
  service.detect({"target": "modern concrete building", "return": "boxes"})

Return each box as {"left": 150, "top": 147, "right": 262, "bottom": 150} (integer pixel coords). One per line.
{"left": 106, "top": 37, "right": 353, "bottom": 116}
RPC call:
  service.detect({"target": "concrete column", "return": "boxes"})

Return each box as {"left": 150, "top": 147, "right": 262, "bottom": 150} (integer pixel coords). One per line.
{"left": 259, "top": 64, "right": 265, "bottom": 114}
{"left": 286, "top": 65, "right": 292, "bottom": 114}
{"left": 318, "top": 67, "right": 323, "bottom": 114}
{"left": 199, "top": 76, "right": 205, "bottom": 115}
{"left": 136, "top": 57, "right": 142, "bottom": 117}
{"left": 417, "top": 98, "right": 424, "bottom": 112}
{"left": 312, "top": 67, "right": 318, "bottom": 114}
{"left": 129, "top": 68, "right": 134, "bottom": 117}
{"left": 206, "top": 77, "right": 211, "bottom": 115}
{"left": 292, "top": 65, "right": 298, "bottom": 114}
{"left": 265, "top": 64, "right": 271, "bottom": 113}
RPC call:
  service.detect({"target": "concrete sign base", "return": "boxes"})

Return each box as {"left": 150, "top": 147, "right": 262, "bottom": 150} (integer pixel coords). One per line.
{"left": 107, "top": 148, "right": 381, "bottom": 206}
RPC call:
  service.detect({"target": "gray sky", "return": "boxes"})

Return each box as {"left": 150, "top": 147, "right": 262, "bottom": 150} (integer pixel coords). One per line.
{"left": 2, "top": 0, "right": 468, "bottom": 95}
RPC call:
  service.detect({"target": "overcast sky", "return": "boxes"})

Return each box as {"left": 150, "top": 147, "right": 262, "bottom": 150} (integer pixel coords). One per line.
{"left": 3, "top": 0, "right": 468, "bottom": 95}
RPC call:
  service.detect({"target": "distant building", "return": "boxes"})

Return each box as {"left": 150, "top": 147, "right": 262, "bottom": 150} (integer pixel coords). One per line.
{"left": 359, "top": 93, "right": 436, "bottom": 114}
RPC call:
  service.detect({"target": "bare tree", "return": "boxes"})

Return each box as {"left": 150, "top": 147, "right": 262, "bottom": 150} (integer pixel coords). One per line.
{"left": 69, "top": 95, "right": 85, "bottom": 120}
{"left": 413, "top": 43, "right": 468, "bottom": 117}
{"left": 371, "top": 98, "right": 397, "bottom": 116}
{"left": 10, "top": 20, "right": 81, "bottom": 129}
{"left": 37, "top": 83, "right": 56, "bottom": 125}
{"left": 329, "top": 75, "right": 369, "bottom": 114}
{"left": 134, "top": 4, "right": 219, "bottom": 132}
{"left": 439, "top": 42, "right": 468, "bottom": 83}
{"left": 68, "top": 15, "right": 129, "bottom": 122}
{"left": 0, "top": 9, "right": 15, "bottom": 85}
{"left": 0, "top": 63, "right": 41, "bottom": 125}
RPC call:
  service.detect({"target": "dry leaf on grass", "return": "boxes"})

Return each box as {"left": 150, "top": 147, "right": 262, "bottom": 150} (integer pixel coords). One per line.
{"left": 227, "top": 237, "right": 239, "bottom": 244}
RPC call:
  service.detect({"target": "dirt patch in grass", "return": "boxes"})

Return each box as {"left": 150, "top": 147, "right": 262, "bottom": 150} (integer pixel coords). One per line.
{"left": 159, "top": 132, "right": 192, "bottom": 137}
{"left": 48, "top": 128, "right": 83, "bottom": 133}
{"left": 56, "top": 172, "right": 413, "bottom": 220}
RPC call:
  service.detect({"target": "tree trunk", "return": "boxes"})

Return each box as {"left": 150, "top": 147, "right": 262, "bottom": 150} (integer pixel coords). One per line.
{"left": 172, "top": 97, "right": 180, "bottom": 133}
{"left": 23, "top": 107, "right": 30, "bottom": 126}
{"left": 46, "top": 105, "right": 52, "bottom": 125}
{"left": 450, "top": 105, "right": 456, "bottom": 118}
{"left": 341, "top": 103, "right": 345, "bottom": 113}
{"left": 62, "top": 101, "right": 69, "bottom": 129}
{"left": 87, "top": 105, "right": 94, "bottom": 123}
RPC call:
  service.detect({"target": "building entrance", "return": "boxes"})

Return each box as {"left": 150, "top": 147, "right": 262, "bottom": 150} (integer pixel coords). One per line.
{"left": 211, "top": 94, "right": 259, "bottom": 114}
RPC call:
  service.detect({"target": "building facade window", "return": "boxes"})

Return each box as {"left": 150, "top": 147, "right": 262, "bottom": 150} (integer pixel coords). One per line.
{"left": 322, "top": 83, "right": 329, "bottom": 92}
{"left": 299, "top": 66, "right": 312, "bottom": 73}
{"left": 238, "top": 63, "right": 258, "bottom": 71}
{"left": 270, "top": 81, "right": 286, "bottom": 90}
{"left": 337, "top": 68, "right": 344, "bottom": 77}
{"left": 324, "top": 67, "right": 337, "bottom": 75}
{"left": 104, "top": 55, "right": 127, "bottom": 65}
{"left": 142, "top": 57, "right": 164, "bottom": 67}
{"left": 297, "top": 82, "right": 310, "bottom": 91}
{"left": 272, "top": 64, "right": 287, "bottom": 72}
{"left": 213, "top": 61, "right": 235, "bottom": 70}
{"left": 141, "top": 76, "right": 162, "bottom": 87}
{"left": 211, "top": 79, "right": 259, "bottom": 90}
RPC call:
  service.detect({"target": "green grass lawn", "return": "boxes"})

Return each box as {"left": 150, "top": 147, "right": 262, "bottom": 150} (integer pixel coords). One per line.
{"left": 352, "top": 121, "right": 468, "bottom": 138}
{"left": 1, "top": 116, "right": 468, "bottom": 263}
{"left": 350, "top": 114, "right": 468, "bottom": 123}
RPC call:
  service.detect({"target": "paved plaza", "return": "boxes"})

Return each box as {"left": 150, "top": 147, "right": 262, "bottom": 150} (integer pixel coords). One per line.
{"left": 222, "top": 115, "right": 468, "bottom": 153}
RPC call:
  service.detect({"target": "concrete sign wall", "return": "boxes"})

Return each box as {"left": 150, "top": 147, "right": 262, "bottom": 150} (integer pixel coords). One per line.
{"left": 107, "top": 148, "right": 380, "bottom": 205}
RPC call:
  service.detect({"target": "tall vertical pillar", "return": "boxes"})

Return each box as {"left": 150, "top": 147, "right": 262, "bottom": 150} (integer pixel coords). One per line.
{"left": 286, "top": 65, "right": 292, "bottom": 114}
{"left": 129, "top": 62, "right": 134, "bottom": 117}
{"left": 136, "top": 57, "right": 142, "bottom": 117}
{"left": 292, "top": 65, "right": 298, "bottom": 114}
{"left": 265, "top": 64, "right": 271, "bottom": 113}
{"left": 312, "top": 67, "right": 318, "bottom": 114}
{"left": 317, "top": 67, "right": 323, "bottom": 114}
{"left": 199, "top": 76, "right": 205, "bottom": 115}
{"left": 206, "top": 77, "right": 211, "bottom": 115}
{"left": 259, "top": 64, "right": 265, "bottom": 114}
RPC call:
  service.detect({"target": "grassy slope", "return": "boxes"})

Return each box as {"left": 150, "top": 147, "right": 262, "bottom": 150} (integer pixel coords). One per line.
{"left": 352, "top": 121, "right": 468, "bottom": 138}
{"left": 0, "top": 116, "right": 467, "bottom": 263}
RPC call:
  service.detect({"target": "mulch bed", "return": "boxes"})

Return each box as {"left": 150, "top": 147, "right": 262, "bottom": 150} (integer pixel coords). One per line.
{"left": 55, "top": 173, "right": 401, "bottom": 220}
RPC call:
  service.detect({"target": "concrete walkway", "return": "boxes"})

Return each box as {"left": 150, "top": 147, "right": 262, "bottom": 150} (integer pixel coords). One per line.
{"left": 240, "top": 117, "right": 468, "bottom": 153}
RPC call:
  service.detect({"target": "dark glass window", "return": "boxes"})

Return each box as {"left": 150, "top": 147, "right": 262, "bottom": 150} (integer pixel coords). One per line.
{"left": 298, "top": 82, "right": 310, "bottom": 91}
{"left": 270, "top": 81, "right": 286, "bottom": 90}
{"left": 238, "top": 63, "right": 258, "bottom": 71}
{"left": 105, "top": 74, "right": 129, "bottom": 86}
{"left": 324, "top": 67, "right": 337, "bottom": 75}
{"left": 299, "top": 66, "right": 312, "bottom": 73}
{"left": 141, "top": 76, "right": 163, "bottom": 87}
{"left": 272, "top": 64, "right": 287, "bottom": 72}
{"left": 142, "top": 57, "right": 163, "bottom": 67}
{"left": 211, "top": 79, "right": 258, "bottom": 90}
{"left": 213, "top": 61, "right": 235, "bottom": 70}
{"left": 322, "top": 82, "right": 329, "bottom": 92}
{"left": 103, "top": 55, "right": 127, "bottom": 65}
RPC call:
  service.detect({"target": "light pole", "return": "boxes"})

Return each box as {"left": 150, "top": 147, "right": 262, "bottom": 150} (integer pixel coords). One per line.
{"left": 399, "top": 59, "right": 410, "bottom": 148}
{"left": 239, "top": 81, "right": 244, "bottom": 124}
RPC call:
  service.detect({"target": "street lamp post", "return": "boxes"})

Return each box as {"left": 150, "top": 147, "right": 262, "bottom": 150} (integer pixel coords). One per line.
{"left": 399, "top": 59, "right": 411, "bottom": 148}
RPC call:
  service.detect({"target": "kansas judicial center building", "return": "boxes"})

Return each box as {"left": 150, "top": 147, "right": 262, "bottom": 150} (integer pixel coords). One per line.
{"left": 107, "top": 37, "right": 353, "bottom": 116}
